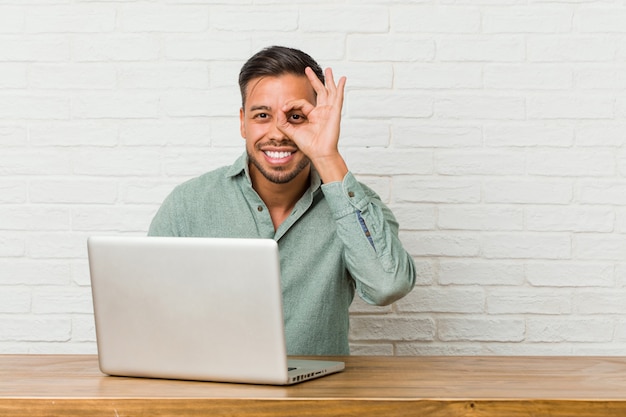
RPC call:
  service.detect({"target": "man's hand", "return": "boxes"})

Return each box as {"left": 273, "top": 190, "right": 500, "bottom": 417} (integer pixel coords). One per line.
{"left": 277, "top": 67, "right": 349, "bottom": 183}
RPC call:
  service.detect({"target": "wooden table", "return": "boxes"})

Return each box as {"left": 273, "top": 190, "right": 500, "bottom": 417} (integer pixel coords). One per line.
{"left": 2, "top": 355, "right": 626, "bottom": 416}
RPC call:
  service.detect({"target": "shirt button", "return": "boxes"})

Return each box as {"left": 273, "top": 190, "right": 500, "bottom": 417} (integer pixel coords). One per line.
{"left": 257, "top": 205, "right": 263, "bottom": 212}
{"left": 348, "top": 191, "right": 355, "bottom": 198}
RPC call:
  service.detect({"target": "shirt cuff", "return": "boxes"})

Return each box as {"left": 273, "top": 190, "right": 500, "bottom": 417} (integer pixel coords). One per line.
{"left": 321, "top": 172, "right": 370, "bottom": 218}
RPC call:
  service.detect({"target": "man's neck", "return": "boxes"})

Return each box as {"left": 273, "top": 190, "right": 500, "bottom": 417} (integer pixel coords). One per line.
{"left": 249, "top": 166, "right": 310, "bottom": 230}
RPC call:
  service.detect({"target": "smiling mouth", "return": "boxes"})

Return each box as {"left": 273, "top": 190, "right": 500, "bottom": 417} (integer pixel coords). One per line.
{"left": 264, "top": 150, "right": 293, "bottom": 160}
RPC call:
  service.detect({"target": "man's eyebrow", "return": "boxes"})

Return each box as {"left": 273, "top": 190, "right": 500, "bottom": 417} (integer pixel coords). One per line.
{"left": 249, "top": 105, "right": 272, "bottom": 112}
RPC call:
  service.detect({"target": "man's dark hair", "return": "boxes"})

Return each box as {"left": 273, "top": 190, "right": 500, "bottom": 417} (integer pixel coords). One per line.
{"left": 238, "top": 46, "right": 325, "bottom": 107}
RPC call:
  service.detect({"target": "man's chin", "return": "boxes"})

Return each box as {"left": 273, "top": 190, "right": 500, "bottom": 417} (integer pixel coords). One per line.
{"left": 248, "top": 154, "right": 311, "bottom": 185}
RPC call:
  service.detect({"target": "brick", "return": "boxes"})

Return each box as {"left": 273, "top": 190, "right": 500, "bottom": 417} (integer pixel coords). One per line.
{"left": 251, "top": 35, "right": 347, "bottom": 62}
{"left": 327, "top": 62, "right": 393, "bottom": 89}
{"left": 118, "top": 64, "right": 209, "bottom": 90}
{"left": 29, "top": 179, "right": 117, "bottom": 204}
{"left": 437, "top": 36, "right": 525, "bottom": 62}
{"left": 0, "top": 288, "right": 31, "bottom": 313}
{"left": 484, "top": 179, "right": 573, "bottom": 204}
{"left": 74, "top": 35, "right": 160, "bottom": 62}
{"left": 25, "top": 5, "right": 116, "bottom": 33}
{"left": 0, "top": 260, "right": 71, "bottom": 286}
{"left": 30, "top": 64, "right": 117, "bottom": 90}
{"left": 120, "top": 5, "right": 209, "bottom": 32}
{"left": 526, "top": 318, "right": 613, "bottom": 342}
{"left": 0, "top": 36, "right": 70, "bottom": 62}
{"left": 208, "top": 118, "right": 249, "bottom": 148}
{"left": 343, "top": 148, "right": 433, "bottom": 175}
{"left": 482, "top": 233, "right": 571, "bottom": 259}
{"left": 358, "top": 176, "right": 391, "bottom": 203}
{"left": 0, "top": 180, "right": 26, "bottom": 203}
{"left": 29, "top": 122, "right": 118, "bottom": 147}
{"left": 27, "top": 233, "right": 88, "bottom": 259}
{"left": 340, "top": 119, "right": 390, "bottom": 148}
{"left": 164, "top": 34, "right": 249, "bottom": 61}
{"left": 396, "top": 343, "right": 483, "bottom": 356}
{"left": 0, "top": 7, "right": 23, "bottom": 33}
{"left": 394, "top": 178, "right": 481, "bottom": 203}
{"left": 484, "top": 122, "right": 573, "bottom": 147}
{"left": 573, "top": 291, "right": 626, "bottom": 314}
{"left": 350, "top": 316, "right": 435, "bottom": 341}
{"left": 72, "top": 206, "right": 157, "bottom": 232}
{"left": 32, "top": 287, "right": 93, "bottom": 314}
{"left": 614, "top": 208, "right": 626, "bottom": 233}
{"left": 528, "top": 95, "right": 614, "bottom": 120}
{"left": 483, "top": 7, "right": 572, "bottom": 33}
{"left": 406, "top": 258, "right": 436, "bottom": 286}
{"left": 438, "top": 205, "right": 524, "bottom": 231}
{"left": 576, "top": 124, "right": 626, "bottom": 147}
{"left": 528, "top": 36, "right": 616, "bottom": 62}
{"left": 120, "top": 180, "right": 183, "bottom": 205}
{"left": 574, "top": 234, "right": 626, "bottom": 261}
{"left": 576, "top": 7, "right": 626, "bottom": 33}
{"left": 72, "top": 93, "right": 160, "bottom": 119}
{"left": 0, "top": 234, "right": 25, "bottom": 257}
{"left": 487, "top": 289, "right": 571, "bottom": 314}
{"left": 0, "top": 317, "right": 71, "bottom": 342}
{"left": 527, "top": 262, "right": 613, "bottom": 287}
{"left": 0, "top": 206, "right": 69, "bottom": 231}
{"left": 0, "top": 150, "right": 71, "bottom": 175}
{"left": 348, "top": 35, "right": 435, "bottom": 62}
{"left": 484, "top": 64, "right": 572, "bottom": 89}
{"left": 391, "top": 6, "right": 481, "bottom": 33}
{"left": 348, "top": 343, "right": 394, "bottom": 356}
{"left": 162, "top": 88, "right": 241, "bottom": 118}
{"left": 163, "top": 148, "right": 242, "bottom": 177}
{"left": 119, "top": 120, "right": 211, "bottom": 147}
{"left": 438, "top": 318, "right": 525, "bottom": 342}
{"left": 0, "top": 63, "right": 27, "bottom": 88}
{"left": 71, "top": 316, "right": 96, "bottom": 343}
{"left": 435, "top": 150, "right": 525, "bottom": 175}
{"left": 396, "top": 287, "right": 485, "bottom": 313}
{"left": 0, "top": 95, "right": 69, "bottom": 120}
{"left": 73, "top": 149, "right": 161, "bottom": 176}
{"left": 439, "top": 260, "right": 524, "bottom": 286}
{"left": 435, "top": 95, "right": 525, "bottom": 120}
{"left": 300, "top": 6, "right": 388, "bottom": 33}
{"left": 0, "top": 125, "right": 26, "bottom": 146}
{"left": 526, "top": 206, "right": 614, "bottom": 232}
{"left": 388, "top": 204, "right": 436, "bottom": 231}
{"left": 578, "top": 180, "right": 626, "bottom": 205}
{"left": 209, "top": 7, "right": 297, "bottom": 31}
{"left": 576, "top": 67, "right": 626, "bottom": 90}
{"left": 395, "top": 63, "right": 483, "bottom": 89}
{"left": 393, "top": 122, "right": 482, "bottom": 148}
{"left": 347, "top": 91, "right": 433, "bottom": 119}
{"left": 400, "top": 232, "right": 481, "bottom": 257}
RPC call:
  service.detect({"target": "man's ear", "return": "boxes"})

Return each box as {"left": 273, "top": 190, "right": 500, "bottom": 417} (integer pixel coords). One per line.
{"left": 239, "top": 107, "right": 246, "bottom": 139}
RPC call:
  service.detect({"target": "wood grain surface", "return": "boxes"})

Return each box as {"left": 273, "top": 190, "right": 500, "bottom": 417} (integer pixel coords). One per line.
{"left": 2, "top": 355, "right": 626, "bottom": 416}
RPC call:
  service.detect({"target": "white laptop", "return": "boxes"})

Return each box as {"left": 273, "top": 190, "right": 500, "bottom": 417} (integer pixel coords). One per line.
{"left": 87, "top": 235, "right": 344, "bottom": 385}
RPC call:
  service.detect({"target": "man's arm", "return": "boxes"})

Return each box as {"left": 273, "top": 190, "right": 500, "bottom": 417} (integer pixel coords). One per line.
{"left": 322, "top": 173, "right": 416, "bottom": 306}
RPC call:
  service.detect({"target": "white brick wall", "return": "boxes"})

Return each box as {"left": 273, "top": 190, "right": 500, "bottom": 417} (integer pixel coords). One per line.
{"left": 2, "top": 0, "right": 626, "bottom": 356}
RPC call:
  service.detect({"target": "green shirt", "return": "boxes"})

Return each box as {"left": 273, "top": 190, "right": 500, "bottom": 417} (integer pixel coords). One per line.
{"left": 148, "top": 153, "right": 416, "bottom": 355}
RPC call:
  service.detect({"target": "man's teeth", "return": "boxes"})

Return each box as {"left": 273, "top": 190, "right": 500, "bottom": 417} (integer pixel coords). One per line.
{"left": 265, "top": 151, "right": 292, "bottom": 159}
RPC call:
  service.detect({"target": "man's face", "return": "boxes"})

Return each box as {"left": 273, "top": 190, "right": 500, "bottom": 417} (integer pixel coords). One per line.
{"left": 239, "top": 73, "right": 316, "bottom": 185}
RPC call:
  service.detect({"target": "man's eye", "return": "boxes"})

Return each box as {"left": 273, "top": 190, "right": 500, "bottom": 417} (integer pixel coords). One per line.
{"left": 289, "top": 114, "right": 306, "bottom": 123}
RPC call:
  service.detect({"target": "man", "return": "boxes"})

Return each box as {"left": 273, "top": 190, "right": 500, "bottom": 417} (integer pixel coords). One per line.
{"left": 148, "top": 46, "right": 416, "bottom": 355}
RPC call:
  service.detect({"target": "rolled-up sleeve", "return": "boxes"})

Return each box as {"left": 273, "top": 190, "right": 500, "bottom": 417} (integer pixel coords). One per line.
{"left": 321, "top": 172, "right": 416, "bottom": 306}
